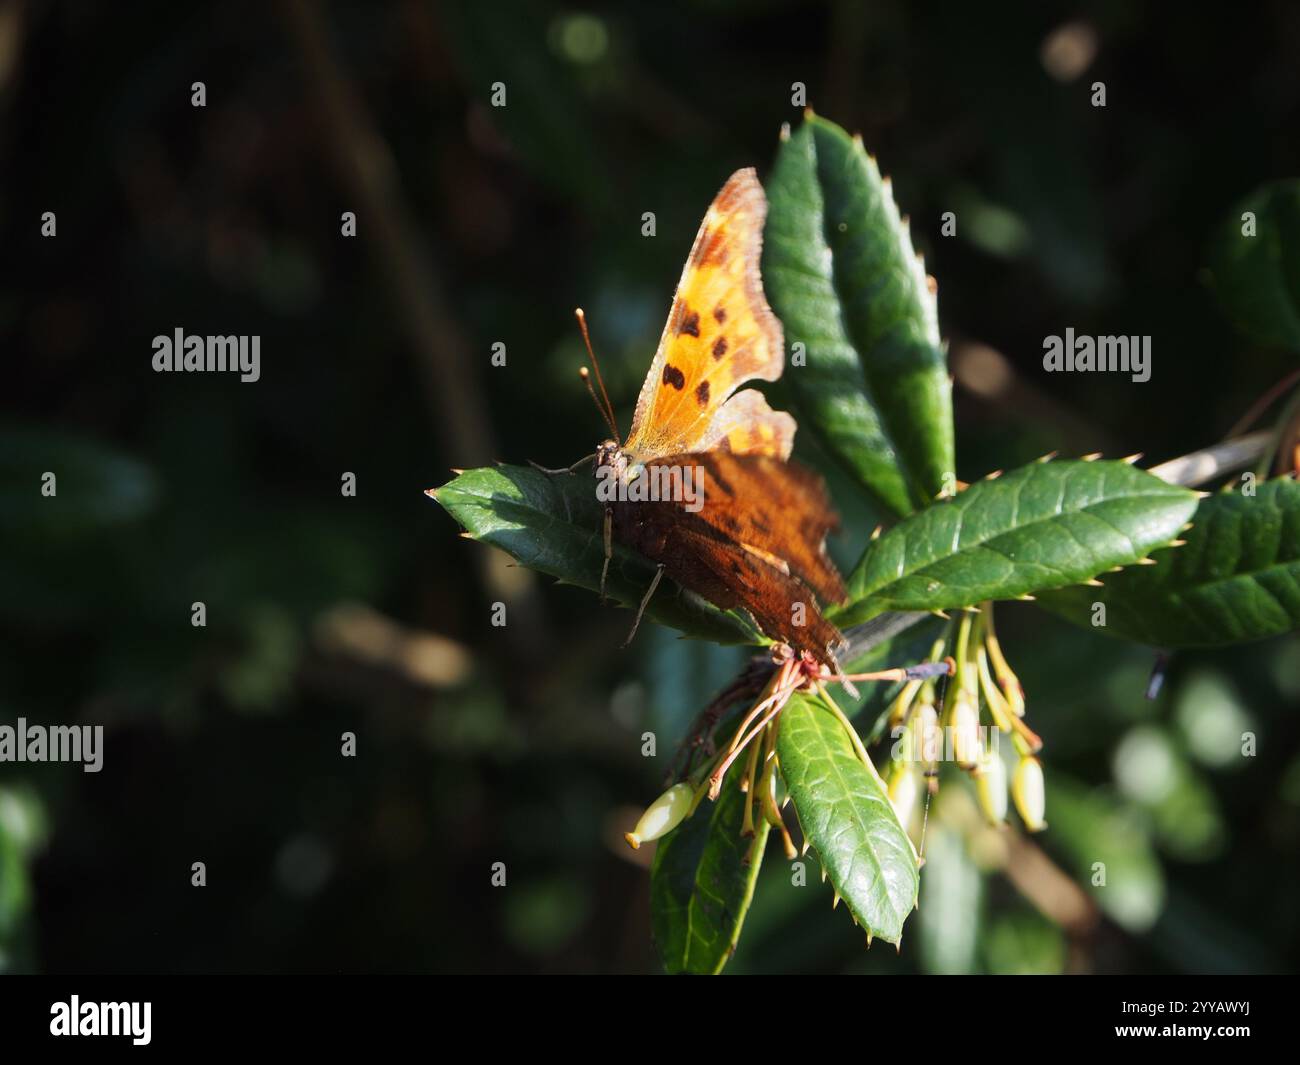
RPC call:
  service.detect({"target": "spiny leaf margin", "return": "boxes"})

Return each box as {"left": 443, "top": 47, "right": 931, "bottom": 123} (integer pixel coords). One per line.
{"left": 764, "top": 111, "right": 954, "bottom": 517}
{"left": 778, "top": 693, "right": 918, "bottom": 945}
{"left": 836, "top": 459, "right": 1200, "bottom": 626}
{"left": 1039, "top": 476, "right": 1300, "bottom": 646}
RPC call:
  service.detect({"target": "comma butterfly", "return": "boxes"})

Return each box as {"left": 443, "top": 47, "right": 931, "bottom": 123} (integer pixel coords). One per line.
{"left": 576, "top": 168, "right": 847, "bottom": 666}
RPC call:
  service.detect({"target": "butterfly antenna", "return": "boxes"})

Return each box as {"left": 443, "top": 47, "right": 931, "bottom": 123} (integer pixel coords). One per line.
{"left": 575, "top": 308, "right": 620, "bottom": 444}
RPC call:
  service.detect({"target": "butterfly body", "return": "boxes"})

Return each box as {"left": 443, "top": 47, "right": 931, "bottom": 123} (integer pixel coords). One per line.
{"left": 591, "top": 168, "right": 847, "bottom": 666}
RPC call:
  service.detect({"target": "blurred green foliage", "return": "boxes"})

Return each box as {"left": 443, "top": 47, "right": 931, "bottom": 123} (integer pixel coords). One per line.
{"left": 2, "top": 0, "right": 1298, "bottom": 973}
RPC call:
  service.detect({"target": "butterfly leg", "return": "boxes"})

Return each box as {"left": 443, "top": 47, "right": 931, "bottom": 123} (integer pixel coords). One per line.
{"left": 600, "top": 506, "right": 613, "bottom": 601}
{"left": 623, "top": 564, "right": 666, "bottom": 648}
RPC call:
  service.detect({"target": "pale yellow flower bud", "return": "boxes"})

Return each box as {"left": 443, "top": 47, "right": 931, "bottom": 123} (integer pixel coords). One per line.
{"left": 951, "top": 692, "right": 981, "bottom": 769}
{"left": 888, "top": 764, "right": 920, "bottom": 827}
{"left": 974, "top": 749, "right": 1008, "bottom": 825}
{"left": 624, "top": 782, "right": 695, "bottom": 849}
{"left": 916, "top": 702, "right": 942, "bottom": 763}
{"left": 1012, "top": 755, "right": 1047, "bottom": 831}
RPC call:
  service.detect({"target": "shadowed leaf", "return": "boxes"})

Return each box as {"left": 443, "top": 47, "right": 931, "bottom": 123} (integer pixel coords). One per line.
{"left": 432, "top": 464, "right": 763, "bottom": 645}
{"left": 1040, "top": 477, "right": 1300, "bottom": 647}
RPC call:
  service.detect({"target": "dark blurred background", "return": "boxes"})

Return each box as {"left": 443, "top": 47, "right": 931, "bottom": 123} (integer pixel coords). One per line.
{"left": 2, "top": 0, "right": 1298, "bottom": 974}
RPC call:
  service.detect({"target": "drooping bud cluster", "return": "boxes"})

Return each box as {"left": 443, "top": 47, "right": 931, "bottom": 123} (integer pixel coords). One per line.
{"left": 884, "top": 605, "right": 1045, "bottom": 833}
{"left": 885, "top": 652, "right": 943, "bottom": 834}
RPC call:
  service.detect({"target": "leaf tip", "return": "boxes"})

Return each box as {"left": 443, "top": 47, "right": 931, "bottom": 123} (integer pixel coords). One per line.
{"left": 1081, "top": 451, "right": 1103, "bottom": 462}
{"left": 1121, "top": 452, "right": 1144, "bottom": 465}
{"left": 425, "top": 487, "right": 439, "bottom": 500}
{"left": 1036, "top": 450, "right": 1059, "bottom": 463}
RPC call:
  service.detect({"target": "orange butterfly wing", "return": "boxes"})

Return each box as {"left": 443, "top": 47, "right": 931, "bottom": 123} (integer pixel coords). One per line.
{"left": 624, "top": 168, "right": 791, "bottom": 462}
{"left": 608, "top": 168, "right": 848, "bottom": 664}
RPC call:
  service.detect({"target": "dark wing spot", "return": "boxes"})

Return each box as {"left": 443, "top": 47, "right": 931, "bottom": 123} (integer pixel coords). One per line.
{"left": 713, "top": 305, "right": 727, "bottom": 323}
{"left": 695, "top": 381, "right": 710, "bottom": 407}
{"left": 662, "top": 364, "right": 686, "bottom": 390}
{"left": 712, "top": 336, "right": 728, "bottom": 360}
{"left": 676, "top": 307, "right": 701, "bottom": 337}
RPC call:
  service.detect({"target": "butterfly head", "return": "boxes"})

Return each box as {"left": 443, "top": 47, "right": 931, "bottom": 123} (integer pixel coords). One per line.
{"left": 595, "top": 439, "right": 630, "bottom": 482}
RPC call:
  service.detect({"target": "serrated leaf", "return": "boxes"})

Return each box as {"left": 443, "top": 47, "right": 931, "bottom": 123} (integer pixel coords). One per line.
{"left": 1039, "top": 477, "right": 1300, "bottom": 647}
{"left": 764, "top": 112, "right": 953, "bottom": 516}
{"left": 431, "top": 464, "right": 763, "bottom": 645}
{"left": 777, "top": 693, "right": 918, "bottom": 944}
{"left": 836, "top": 460, "right": 1199, "bottom": 627}
{"left": 649, "top": 758, "right": 770, "bottom": 975}
{"left": 1206, "top": 180, "right": 1300, "bottom": 350}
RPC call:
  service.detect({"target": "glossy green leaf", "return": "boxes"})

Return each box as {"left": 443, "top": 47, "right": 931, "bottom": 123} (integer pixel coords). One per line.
{"left": 777, "top": 693, "right": 918, "bottom": 944}
{"left": 431, "top": 464, "right": 763, "bottom": 645}
{"left": 649, "top": 760, "right": 770, "bottom": 975}
{"left": 1039, "top": 477, "right": 1300, "bottom": 647}
{"left": 837, "top": 460, "right": 1199, "bottom": 627}
{"left": 1206, "top": 180, "right": 1300, "bottom": 350}
{"left": 764, "top": 112, "right": 953, "bottom": 516}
